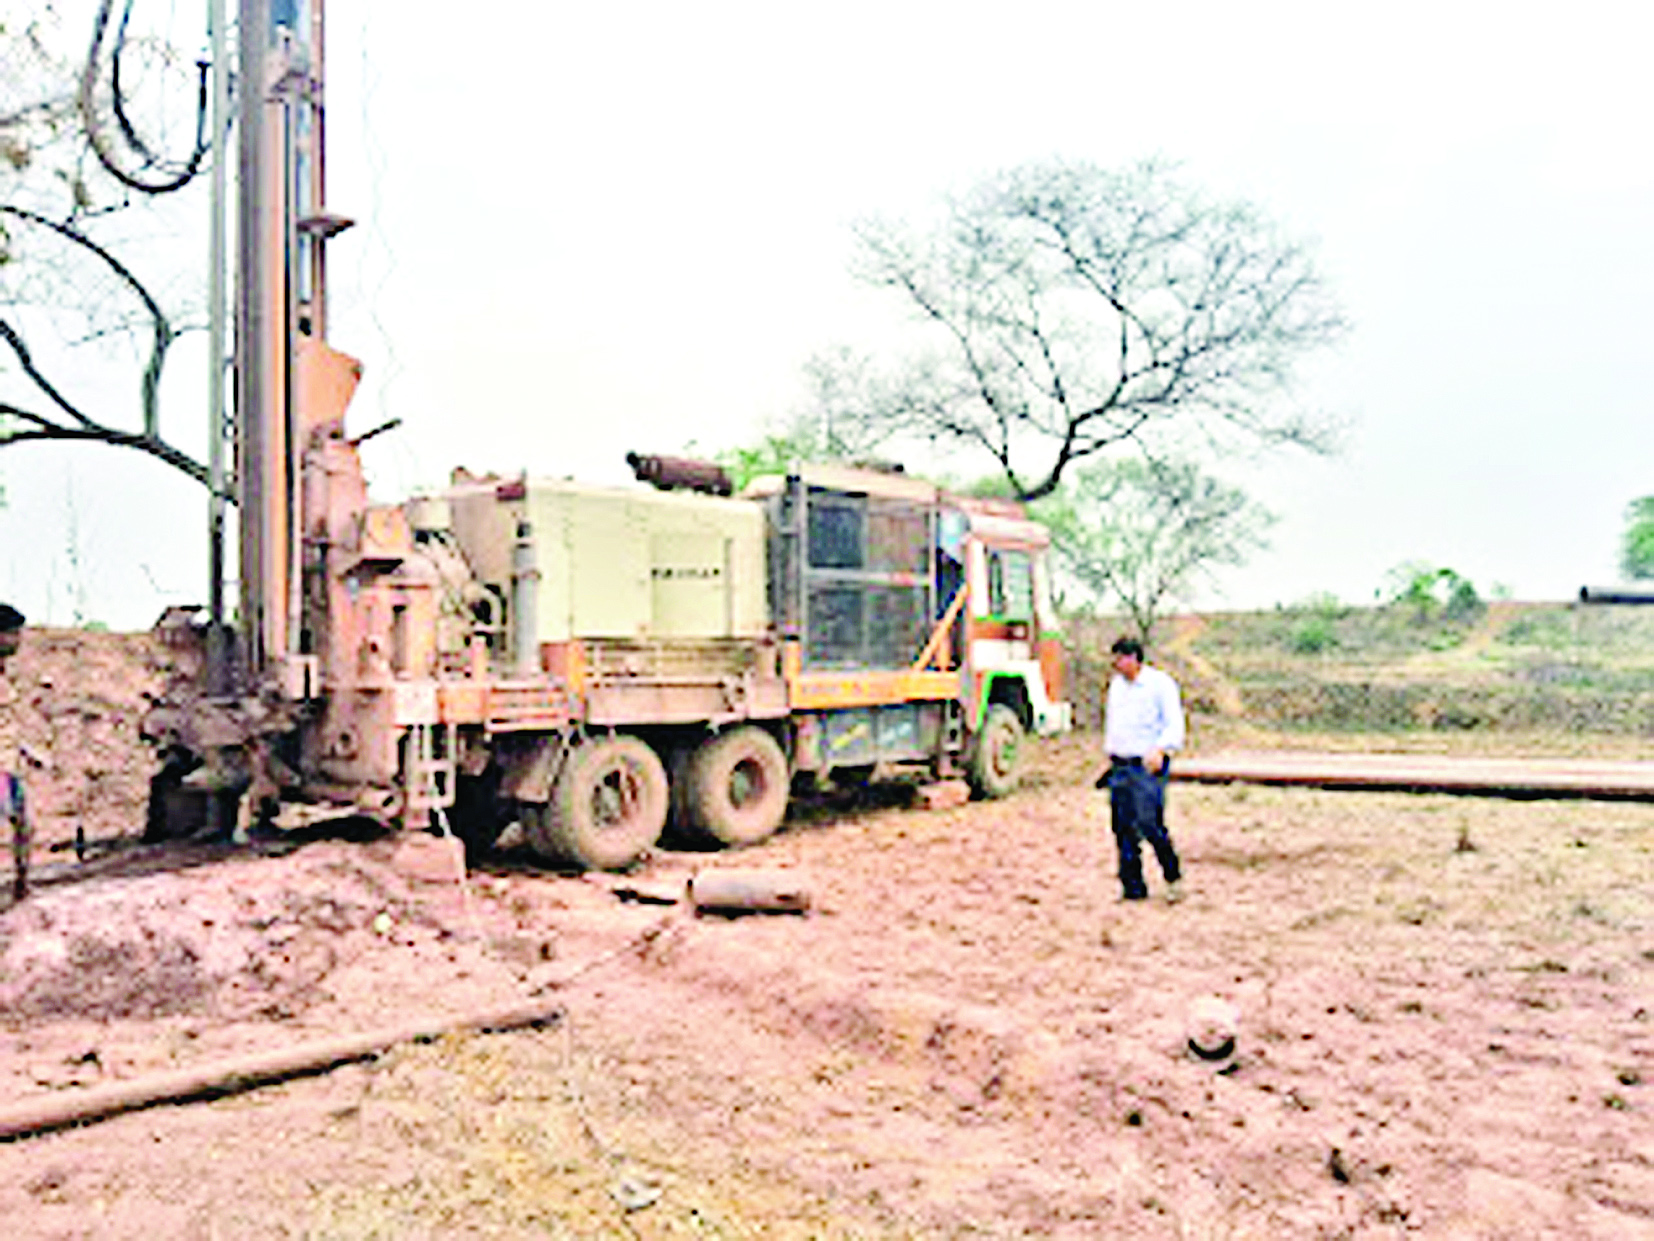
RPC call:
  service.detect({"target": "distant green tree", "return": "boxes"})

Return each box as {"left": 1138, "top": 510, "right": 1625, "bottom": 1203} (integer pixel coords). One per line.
{"left": 1384, "top": 563, "right": 1484, "bottom": 623}
{"left": 1037, "top": 457, "right": 1275, "bottom": 643}
{"left": 1621, "top": 496, "right": 1654, "bottom": 580}
{"left": 707, "top": 432, "right": 812, "bottom": 494}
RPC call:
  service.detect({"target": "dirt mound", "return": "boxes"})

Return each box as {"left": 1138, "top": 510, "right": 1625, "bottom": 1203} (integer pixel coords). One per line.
{"left": 0, "top": 847, "right": 387, "bottom": 1023}
{"left": 0, "top": 826, "right": 638, "bottom": 1030}
{"left": 0, "top": 628, "right": 171, "bottom": 853}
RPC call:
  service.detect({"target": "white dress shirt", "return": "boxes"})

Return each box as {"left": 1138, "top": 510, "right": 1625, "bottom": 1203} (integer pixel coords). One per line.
{"left": 1104, "top": 664, "right": 1186, "bottom": 758}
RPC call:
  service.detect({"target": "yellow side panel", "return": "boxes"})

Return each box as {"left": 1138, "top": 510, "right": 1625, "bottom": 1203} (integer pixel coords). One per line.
{"left": 789, "top": 670, "right": 960, "bottom": 710}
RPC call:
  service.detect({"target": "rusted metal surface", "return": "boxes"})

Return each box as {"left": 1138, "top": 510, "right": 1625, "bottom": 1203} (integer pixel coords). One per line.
{"left": 1174, "top": 751, "right": 1654, "bottom": 801}
{"left": 585, "top": 677, "right": 791, "bottom": 727}
{"left": 626, "top": 452, "right": 734, "bottom": 496}
{"left": 483, "top": 681, "right": 573, "bottom": 733}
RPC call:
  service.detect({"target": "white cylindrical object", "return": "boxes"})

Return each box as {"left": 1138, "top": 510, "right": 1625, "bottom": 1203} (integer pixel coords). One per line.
{"left": 688, "top": 869, "right": 812, "bottom": 914}
{"left": 510, "top": 520, "right": 540, "bottom": 675}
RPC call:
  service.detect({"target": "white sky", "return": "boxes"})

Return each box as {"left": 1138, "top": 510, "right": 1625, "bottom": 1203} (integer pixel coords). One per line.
{"left": 3, "top": 0, "right": 1650, "bottom": 627}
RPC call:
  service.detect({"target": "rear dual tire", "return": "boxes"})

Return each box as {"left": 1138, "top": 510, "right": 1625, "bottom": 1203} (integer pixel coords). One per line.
{"left": 519, "top": 726, "right": 789, "bottom": 871}
{"left": 522, "top": 735, "right": 668, "bottom": 871}
{"left": 683, "top": 726, "right": 789, "bottom": 848}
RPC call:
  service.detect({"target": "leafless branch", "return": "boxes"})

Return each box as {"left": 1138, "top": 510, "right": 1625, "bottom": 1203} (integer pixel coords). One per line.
{"left": 825, "top": 160, "right": 1347, "bottom": 502}
{"left": 0, "top": 205, "right": 205, "bottom": 483}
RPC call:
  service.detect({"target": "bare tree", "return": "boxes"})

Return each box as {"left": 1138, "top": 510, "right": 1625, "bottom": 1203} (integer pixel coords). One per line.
{"left": 1, "top": 1, "right": 210, "bottom": 483}
{"left": 1038, "top": 457, "right": 1276, "bottom": 643}
{"left": 820, "top": 159, "right": 1347, "bottom": 501}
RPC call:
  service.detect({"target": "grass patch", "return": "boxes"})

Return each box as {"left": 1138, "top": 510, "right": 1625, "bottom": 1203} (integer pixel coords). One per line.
{"left": 1066, "top": 602, "right": 1654, "bottom": 735}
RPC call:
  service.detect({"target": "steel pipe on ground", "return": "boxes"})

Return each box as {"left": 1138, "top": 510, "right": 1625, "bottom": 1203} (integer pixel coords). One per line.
{"left": 0, "top": 996, "right": 565, "bottom": 1144}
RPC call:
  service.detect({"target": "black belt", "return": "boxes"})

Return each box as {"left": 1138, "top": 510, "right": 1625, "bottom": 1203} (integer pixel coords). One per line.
{"left": 1109, "top": 755, "right": 1145, "bottom": 768}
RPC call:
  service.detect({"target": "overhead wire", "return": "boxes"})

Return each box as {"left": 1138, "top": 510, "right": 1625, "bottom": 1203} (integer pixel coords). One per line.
{"left": 350, "top": 9, "right": 419, "bottom": 494}
{"left": 109, "top": 0, "right": 208, "bottom": 188}
{"left": 79, "top": 0, "right": 212, "bottom": 196}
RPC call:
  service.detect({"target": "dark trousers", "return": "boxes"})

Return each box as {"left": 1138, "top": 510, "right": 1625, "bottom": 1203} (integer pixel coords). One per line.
{"left": 1107, "top": 760, "right": 1181, "bottom": 899}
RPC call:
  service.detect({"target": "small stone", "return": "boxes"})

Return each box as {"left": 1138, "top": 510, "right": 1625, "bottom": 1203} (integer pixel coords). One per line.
{"left": 911, "top": 780, "right": 971, "bottom": 811}
{"left": 1187, "top": 994, "right": 1240, "bottom": 1060}
{"left": 1328, "top": 1146, "right": 1352, "bottom": 1183}
{"left": 610, "top": 1171, "right": 662, "bottom": 1212}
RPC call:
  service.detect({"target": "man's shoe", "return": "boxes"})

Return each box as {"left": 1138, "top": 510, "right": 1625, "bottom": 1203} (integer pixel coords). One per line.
{"left": 1120, "top": 891, "right": 1149, "bottom": 903}
{"left": 1165, "top": 880, "right": 1186, "bottom": 905}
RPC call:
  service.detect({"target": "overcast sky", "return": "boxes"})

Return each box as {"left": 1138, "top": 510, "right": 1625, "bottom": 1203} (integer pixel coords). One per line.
{"left": 2, "top": 0, "right": 1649, "bottom": 628}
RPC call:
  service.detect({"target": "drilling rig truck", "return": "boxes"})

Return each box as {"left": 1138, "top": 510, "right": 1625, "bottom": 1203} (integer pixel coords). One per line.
{"left": 143, "top": 1, "right": 1072, "bottom": 869}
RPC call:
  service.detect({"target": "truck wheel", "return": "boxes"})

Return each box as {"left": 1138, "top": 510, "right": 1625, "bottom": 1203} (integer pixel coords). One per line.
{"left": 686, "top": 726, "right": 789, "bottom": 847}
{"left": 524, "top": 735, "right": 668, "bottom": 871}
{"left": 967, "top": 704, "right": 1024, "bottom": 800}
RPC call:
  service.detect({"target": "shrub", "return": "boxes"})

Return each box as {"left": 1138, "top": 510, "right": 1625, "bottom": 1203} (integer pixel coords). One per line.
{"left": 1289, "top": 616, "right": 1338, "bottom": 654}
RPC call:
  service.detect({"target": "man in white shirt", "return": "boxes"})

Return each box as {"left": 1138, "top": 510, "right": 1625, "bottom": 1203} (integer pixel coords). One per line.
{"left": 1097, "top": 636, "right": 1185, "bottom": 902}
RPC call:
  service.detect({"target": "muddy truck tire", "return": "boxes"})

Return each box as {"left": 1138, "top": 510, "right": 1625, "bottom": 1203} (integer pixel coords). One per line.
{"left": 523, "top": 735, "right": 668, "bottom": 871}
{"left": 967, "top": 704, "right": 1025, "bottom": 800}
{"left": 685, "top": 725, "right": 789, "bottom": 848}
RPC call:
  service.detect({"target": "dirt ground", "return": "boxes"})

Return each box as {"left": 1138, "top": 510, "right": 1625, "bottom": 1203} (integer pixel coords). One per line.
{"left": 1, "top": 631, "right": 1653, "bottom": 1238}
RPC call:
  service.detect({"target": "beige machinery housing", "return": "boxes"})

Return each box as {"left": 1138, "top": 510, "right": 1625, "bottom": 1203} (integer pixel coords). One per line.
{"left": 444, "top": 476, "right": 769, "bottom": 646}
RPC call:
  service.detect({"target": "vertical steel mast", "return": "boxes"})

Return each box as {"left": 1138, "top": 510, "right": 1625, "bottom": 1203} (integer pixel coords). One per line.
{"left": 235, "top": 0, "right": 274, "bottom": 680}
{"left": 233, "top": 0, "right": 342, "bottom": 688}
{"left": 205, "top": 0, "right": 230, "bottom": 695}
